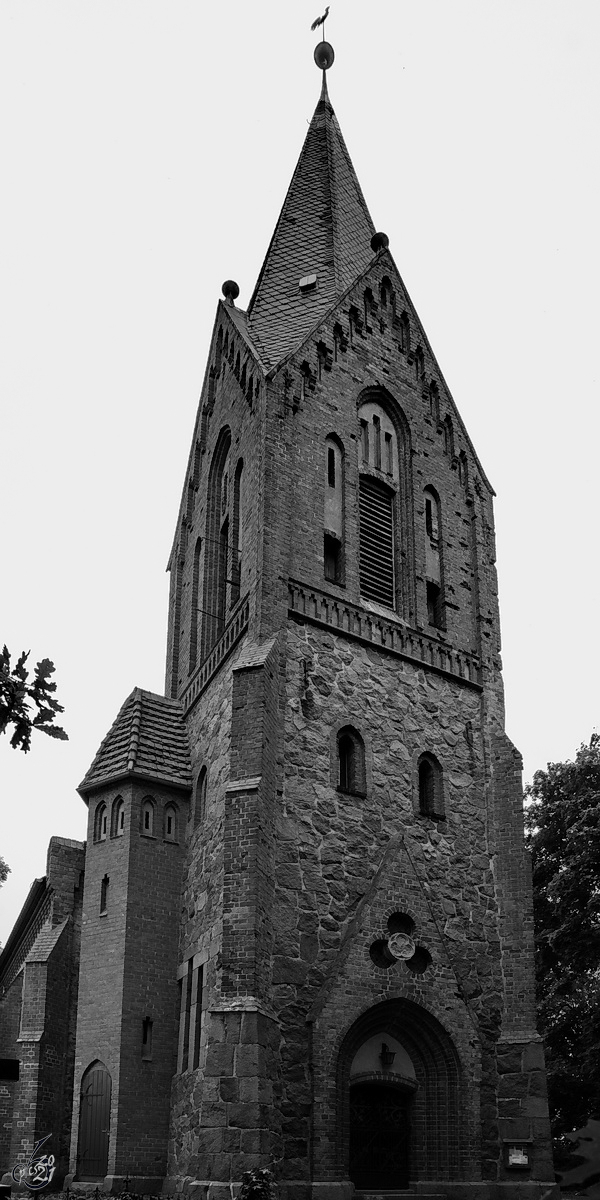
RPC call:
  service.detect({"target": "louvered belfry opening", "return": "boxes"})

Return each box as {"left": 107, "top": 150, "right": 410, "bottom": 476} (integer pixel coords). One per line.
{"left": 359, "top": 476, "right": 395, "bottom": 607}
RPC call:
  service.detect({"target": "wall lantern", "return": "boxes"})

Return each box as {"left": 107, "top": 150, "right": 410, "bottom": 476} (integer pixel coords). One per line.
{"left": 379, "top": 1042, "right": 396, "bottom": 1069}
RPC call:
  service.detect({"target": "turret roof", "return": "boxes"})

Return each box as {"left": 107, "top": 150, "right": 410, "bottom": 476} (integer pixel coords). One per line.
{"left": 78, "top": 687, "right": 191, "bottom": 796}
{"left": 247, "top": 75, "right": 376, "bottom": 368}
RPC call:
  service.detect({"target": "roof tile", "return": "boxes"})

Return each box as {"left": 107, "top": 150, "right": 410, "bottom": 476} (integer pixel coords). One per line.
{"left": 79, "top": 688, "right": 192, "bottom": 794}
{"left": 247, "top": 78, "right": 376, "bottom": 369}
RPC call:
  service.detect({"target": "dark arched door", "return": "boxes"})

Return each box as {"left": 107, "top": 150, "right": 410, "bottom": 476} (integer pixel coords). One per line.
{"left": 76, "top": 1062, "right": 111, "bottom": 1180}
{"left": 349, "top": 1081, "right": 411, "bottom": 1189}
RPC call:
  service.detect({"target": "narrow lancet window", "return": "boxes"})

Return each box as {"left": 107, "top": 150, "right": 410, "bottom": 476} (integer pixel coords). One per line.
{"left": 424, "top": 487, "right": 445, "bottom": 630}
{"left": 324, "top": 437, "right": 344, "bottom": 585}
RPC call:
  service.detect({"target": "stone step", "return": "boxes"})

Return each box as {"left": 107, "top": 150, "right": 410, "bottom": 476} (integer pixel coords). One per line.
{"left": 355, "top": 1193, "right": 447, "bottom": 1200}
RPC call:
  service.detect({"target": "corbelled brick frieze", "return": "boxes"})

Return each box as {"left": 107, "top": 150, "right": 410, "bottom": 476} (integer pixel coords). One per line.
{"left": 288, "top": 579, "right": 482, "bottom": 688}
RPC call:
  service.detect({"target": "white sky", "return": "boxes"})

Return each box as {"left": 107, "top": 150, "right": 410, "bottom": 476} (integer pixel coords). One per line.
{"left": 1, "top": 0, "right": 599, "bottom": 946}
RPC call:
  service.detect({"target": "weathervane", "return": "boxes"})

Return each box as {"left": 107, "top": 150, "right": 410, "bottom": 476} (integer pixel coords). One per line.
{"left": 311, "top": 5, "right": 334, "bottom": 72}
{"left": 311, "top": 5, "right": 329, "bottom": 37}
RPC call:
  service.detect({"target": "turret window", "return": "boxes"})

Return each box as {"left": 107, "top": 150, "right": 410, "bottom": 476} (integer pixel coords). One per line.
{"left": 111, "top": 796, "right": 124, "bottom": 838}
{"left": 164, "top": 803, "right": 178, "bottom": 842}
{"left": 141, "top": 798, "right": 155, "bottom": 836}
{"left": 94, "top": 803, "right": 107, "bottom": 843}
{"left": 100, "top": 875, "right": 109, "bottom": 914}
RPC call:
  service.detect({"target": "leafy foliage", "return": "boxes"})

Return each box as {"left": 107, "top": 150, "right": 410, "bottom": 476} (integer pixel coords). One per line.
{"left": 558, "top": 1118, "right": 600, "bottom": 1197}
{"left": 0, "top": 645, "right": 68, "bottom": 753}
{"left": 524, "top": 735, "right": 600, "bottom": 1159}
{"left": 0, "top": 856, "right": 9, "bottom": 886}
{"left": 239, "top": 1169, "right": 275, "bottom": 1200}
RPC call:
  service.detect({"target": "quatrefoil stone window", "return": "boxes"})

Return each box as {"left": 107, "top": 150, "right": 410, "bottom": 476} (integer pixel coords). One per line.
{"left": 370, "top": 912, "right": 432, "bottom": 975}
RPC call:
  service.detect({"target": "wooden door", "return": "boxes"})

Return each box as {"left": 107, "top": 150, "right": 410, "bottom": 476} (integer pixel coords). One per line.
{"left": 77, "top": 1062, "right": 111, "bottom": 1180}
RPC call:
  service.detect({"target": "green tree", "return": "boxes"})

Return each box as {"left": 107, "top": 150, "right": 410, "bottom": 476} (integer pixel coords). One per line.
{"left": 524, "top": 734, "right": 600, "bottom": 1159}
{"left": 0, "top": 856, "right": 9, "bottom": 886}
{"left": 0, "top": 645, "right": 68, "bottom": 753}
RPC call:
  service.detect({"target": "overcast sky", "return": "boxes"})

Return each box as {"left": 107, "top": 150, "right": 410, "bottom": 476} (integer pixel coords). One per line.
{"left": 1, "top": 0, "right": 599, "bottom": 946}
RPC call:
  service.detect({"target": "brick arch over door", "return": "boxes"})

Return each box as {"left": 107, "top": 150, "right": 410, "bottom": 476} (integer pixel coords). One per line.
{"left": 336, "top": 998, "right": 465, "bottom": 1183}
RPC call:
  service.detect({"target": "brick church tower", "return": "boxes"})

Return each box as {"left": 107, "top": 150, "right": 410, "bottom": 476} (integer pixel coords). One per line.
{"left": 69, "top": 41, "right": 556, "bottom": 1200}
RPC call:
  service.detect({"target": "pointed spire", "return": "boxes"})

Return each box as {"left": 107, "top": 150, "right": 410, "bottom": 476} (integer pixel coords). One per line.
{"left": 247, "top": 68, "right": 376, "bottom": 369}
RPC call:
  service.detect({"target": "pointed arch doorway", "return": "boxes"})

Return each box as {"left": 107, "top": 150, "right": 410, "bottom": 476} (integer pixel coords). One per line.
{"left": 338, "top": 1000, "right": 463, "bottom": 1187}
{"left": 76, "top": 1061, "right": 111, "bottom": 1180}
{"left": 349, "top": 1079, "right": 412, "bottom": 1189}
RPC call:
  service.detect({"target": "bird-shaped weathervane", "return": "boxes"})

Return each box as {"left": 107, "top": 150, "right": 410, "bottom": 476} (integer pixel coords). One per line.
{"left": 311, "top": 5, "right": 330, "bottom": 35}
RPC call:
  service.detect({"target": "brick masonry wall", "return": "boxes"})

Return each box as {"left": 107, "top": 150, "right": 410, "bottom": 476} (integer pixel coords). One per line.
{"left": 0, "top": 839, "right": 83, "bottom": 1188}
{"left": 71, "top": 781, "right": 186, "bottom": 1185}
{"left": 0, "top": 973, "right": 23, "bottom": 1174}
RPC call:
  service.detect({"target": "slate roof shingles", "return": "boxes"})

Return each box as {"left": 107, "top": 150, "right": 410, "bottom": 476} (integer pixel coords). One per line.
{"left": 247, "top": 79, "right": 376, "bottom": 370}
{"left": 79, "top": 688, "right": 192, "bottom": 795}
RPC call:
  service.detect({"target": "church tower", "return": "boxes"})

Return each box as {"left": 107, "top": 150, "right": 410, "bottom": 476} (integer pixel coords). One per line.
{"left": 71, "top": 37, "right": 555, "bottom": 1200}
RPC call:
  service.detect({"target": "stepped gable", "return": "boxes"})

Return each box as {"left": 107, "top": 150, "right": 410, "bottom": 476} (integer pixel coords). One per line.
{"left": 78, "top": 687, "right": 191, "bottom": 795}
{"left": 247, "top": 74, "right": 376, "bottom": 369}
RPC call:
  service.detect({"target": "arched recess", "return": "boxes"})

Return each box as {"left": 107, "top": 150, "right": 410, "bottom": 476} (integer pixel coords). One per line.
{"left": 76, "top": 1060, "right": 112, "bottom": 1181}
{"left": 324, "top": 434, "right": 345, "bottom": 585}
{"left": 202, "top": 427, "right": 232, "bottom": 657}
{"left": 336, "top": 998, "right": 464, "bottom": 1186}
{"left": 357, "top": 388, "right": 416, "bottom": 623}
{"left": 336, "top": 725, "right": 366, "bottom": 796}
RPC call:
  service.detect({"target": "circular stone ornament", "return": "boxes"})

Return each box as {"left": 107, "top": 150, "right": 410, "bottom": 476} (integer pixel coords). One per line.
{"left": 387, "top": 932, "right": 417, "bottom": 961}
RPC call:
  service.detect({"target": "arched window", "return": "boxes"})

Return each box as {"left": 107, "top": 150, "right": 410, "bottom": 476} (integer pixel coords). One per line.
{"left": 428, "top": 382, "right": 440, "bottom": 424}
{"left": 418, "top": 753, "right": 444, "bottom": 819}
{"left": 442, "top": 415, "right": 454, "bottom": 459}
{"left": 189, "top": 537, "right": 202, "bottom": 674}
{"left": 324, "top": 436, "right": 344, "bottom": 585}
{"left": 194, "top": 767, "right": 207, "bottom": 827}
{"left": 423, "top": 487, "right": 445, "bottom": 630}
{"left": 380, "top": 276, "right": 394, "bottom": 311}
{"left": 202, "top": 428, "right": 232, "bottom": 657}
{"left": 141, "top": 797, "right": 155, "bottom": 837}
{"left": 358, "top": 400, "right": 399, "bottom": 609}
{"left": 363, "top": 288, "right": 375, "bottom": 332}
{"left": 399, "top": 312, "right": 410, "bottom": 354}
{"left": 111, "top": 796, "right": 125, "bottom": 838}
{"left": 337, "top": 726, "right": 366, "bottom": 796}
{"left": 458, "top": 450, "right": 469, "bottom": 492}
{"left": 231, "top": 459, "right": 244, "bottom": 606}
{"left": 164, "top": 803, "right": 178, "bottom": 842}
{"left": 94, "top": 803, "right": 107, "bottom": 843}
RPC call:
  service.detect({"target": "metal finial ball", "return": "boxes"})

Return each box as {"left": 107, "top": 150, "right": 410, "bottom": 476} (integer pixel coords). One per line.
{"left": 222, "top": 280, "right": 240, "bottom": 303}
{"left": 314, "top": 41, "right": 335, "bottom": 71}
{"left": 371, "top": 232, "right": 390, "bottom": 253}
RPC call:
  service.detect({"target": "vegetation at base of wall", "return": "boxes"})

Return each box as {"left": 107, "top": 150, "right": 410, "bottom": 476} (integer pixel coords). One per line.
{"left": 524, "top": 733, "right": 600, "bottom": 1167}
{"left": 0, "top": 645, "right": 68, "bottom": 752}
{"left": 239, "top": 1168, "right": 276, "bottom": 1200}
